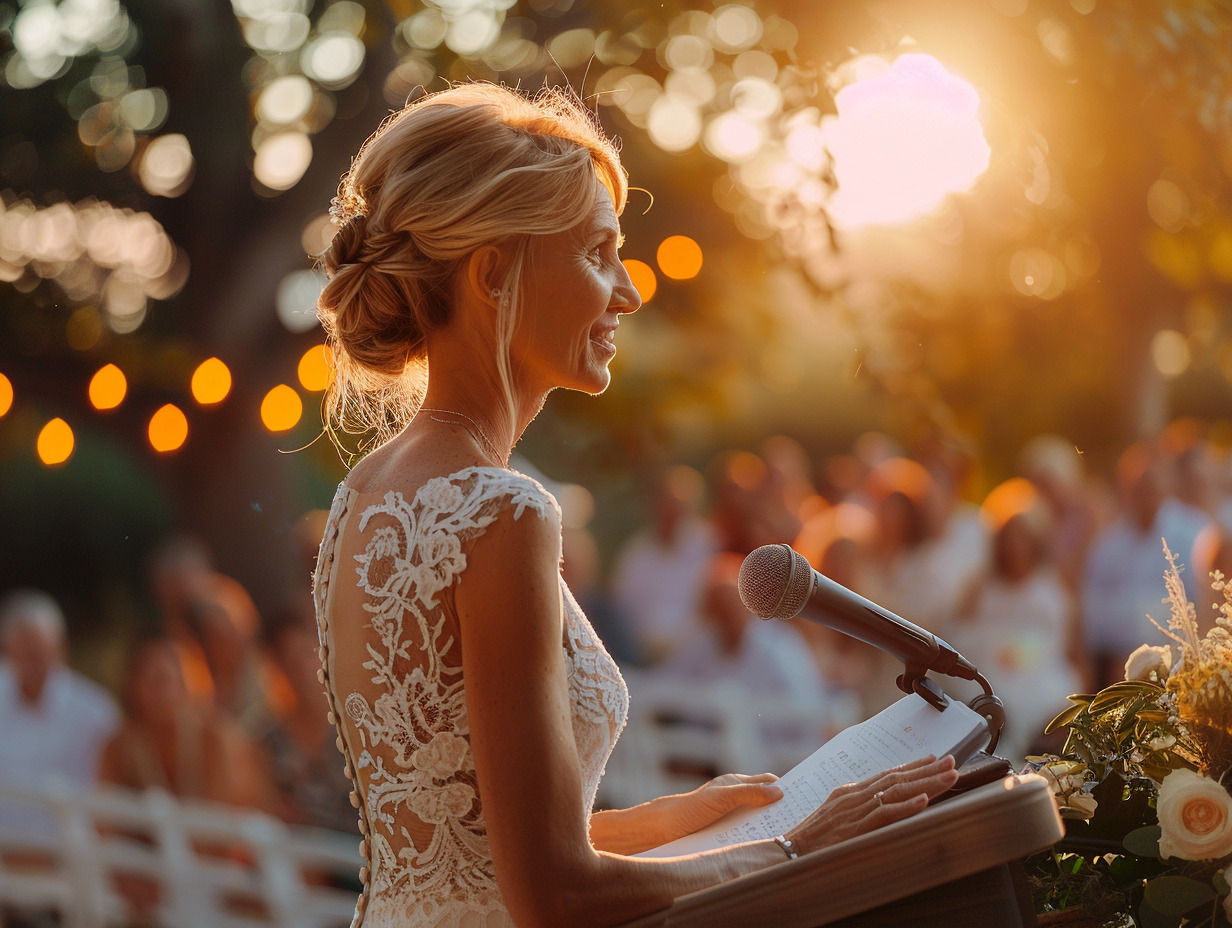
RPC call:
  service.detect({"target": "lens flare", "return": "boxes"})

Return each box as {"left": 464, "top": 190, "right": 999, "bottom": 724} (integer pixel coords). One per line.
{"left": 823, "top": 54, "right": 990, "bottom": 229}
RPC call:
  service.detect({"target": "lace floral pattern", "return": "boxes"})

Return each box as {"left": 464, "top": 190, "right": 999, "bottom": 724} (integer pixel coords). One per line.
{"left": 314, "top": 467, "right": 628, "bottom": 928}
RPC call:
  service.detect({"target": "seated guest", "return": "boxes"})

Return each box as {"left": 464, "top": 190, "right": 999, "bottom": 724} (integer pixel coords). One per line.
{"left": 183, "top": 574, "right": 280, "bottom": 736}
{"left": 1082, "top": 443, "right": 1209, "bottom": 687}
{"left": 611, "top": 465, "right": 717, "bottom": 665}
{"left": 0, "top": 590, "right": 119, "bottom": 843}
{"left": 951, "top": 479, "right": 1083, "bottom": 764}
{"left": 255, "top": 607, "right": 357, "bottom": 833}
{"left": 97, "top": 634, "right": 268, "bottom": 809}
{"left": 661, "top": 553, "right": 827, "bottom": 706}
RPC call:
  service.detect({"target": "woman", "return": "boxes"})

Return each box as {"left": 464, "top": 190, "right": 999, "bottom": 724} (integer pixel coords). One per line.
{"left": 312, "top": 83, "right": 957, "bottom": 928}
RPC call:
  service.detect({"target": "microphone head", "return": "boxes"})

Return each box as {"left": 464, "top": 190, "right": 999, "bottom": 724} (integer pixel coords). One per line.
{"left": 738, "top": 544, "right": 813, "bottom": 619}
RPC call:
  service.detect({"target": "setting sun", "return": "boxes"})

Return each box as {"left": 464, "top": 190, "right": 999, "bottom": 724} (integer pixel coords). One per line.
{"left": 822, "top": 53, "right": 991, "bottom": 229}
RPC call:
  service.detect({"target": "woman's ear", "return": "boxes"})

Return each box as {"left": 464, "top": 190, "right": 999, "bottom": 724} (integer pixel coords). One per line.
{"left": 464, "top": 245, "right": 508, "bottom": 309}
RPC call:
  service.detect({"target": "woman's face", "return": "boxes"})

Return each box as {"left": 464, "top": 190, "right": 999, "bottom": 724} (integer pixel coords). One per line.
{"left": 512, "top": 182, "right": 641, "bottom": 397}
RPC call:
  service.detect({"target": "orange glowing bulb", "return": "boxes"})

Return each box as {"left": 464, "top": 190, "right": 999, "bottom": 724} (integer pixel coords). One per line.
{"left": 191, "top": 357, "right": 232, "bottom": 406}
{"left": 656, "top": 235, "right": 703, "bottom": 280}
{"left": 297, "top": 344, "right": 333, "bottom": 392}
{"left": 148, "top": 404, "right": 188, "bottom": 453}
{"left": 37, "top": 418, "right": 74, "bottom": 466}
{"left": 88, "top": 363, "right": 127, "bottom": 411}
{"left": 622, "top": 259, "right": 657, "bottom": 303}
{"left": 0, "top": 372, "right": 12, "bottom": 418}
{"left": 261, "top": 384, "right": 303, "bottom": 432}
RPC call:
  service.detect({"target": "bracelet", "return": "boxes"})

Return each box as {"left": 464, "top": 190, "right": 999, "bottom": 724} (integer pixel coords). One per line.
{"left": 772, "top": 834, "right": 799, "bottom": 860}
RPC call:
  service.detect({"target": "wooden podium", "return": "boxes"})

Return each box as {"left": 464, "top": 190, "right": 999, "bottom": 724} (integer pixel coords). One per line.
{"left": 617, "top": 774, "right": 1063, "bottom": 928}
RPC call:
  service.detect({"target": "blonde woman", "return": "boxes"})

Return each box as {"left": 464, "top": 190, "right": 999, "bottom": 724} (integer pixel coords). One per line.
{"left": 312, "top": 83, "right": 958, "bottom": 928}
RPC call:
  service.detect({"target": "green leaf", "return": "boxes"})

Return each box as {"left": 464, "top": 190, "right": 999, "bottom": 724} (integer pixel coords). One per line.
{"left": 1137, "top": 900, "right": 1178, "bottom": 928}
{"left": 1123, "top": 825, "right": 1162, "bottom": 858}
{"left": 1141, "top": 875, "right": 1217, "bottom": 917}
{"left": 1215, "top": 868, "right": 1231, "bottom": 896}
{"left": 1045, "top": 703, "right": 1087, "bottom": 734}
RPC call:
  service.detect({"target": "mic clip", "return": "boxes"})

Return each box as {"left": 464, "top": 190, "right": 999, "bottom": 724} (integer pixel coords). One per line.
{"left": 896, "top": 664, "right": 950, "bottom": 712}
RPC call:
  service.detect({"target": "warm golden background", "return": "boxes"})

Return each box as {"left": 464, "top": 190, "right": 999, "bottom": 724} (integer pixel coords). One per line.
{"left": 1, "top": 0, "right": 1230, "bottom": 675}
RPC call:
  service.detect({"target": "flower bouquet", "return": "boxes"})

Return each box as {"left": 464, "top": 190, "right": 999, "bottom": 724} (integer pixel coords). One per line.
{"left": 1026, "top": 544, "right": 1232, "bottom": 928}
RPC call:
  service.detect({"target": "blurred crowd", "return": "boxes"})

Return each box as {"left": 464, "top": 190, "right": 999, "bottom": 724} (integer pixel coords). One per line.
{"left": 0, "top": 539, "right": 355, "bottom": 856}
{"left": 587, "top": 421, "right": 1232, "bottom": 766}
{"left": 3, "top": 418, "right": 1231, "bottom": 864}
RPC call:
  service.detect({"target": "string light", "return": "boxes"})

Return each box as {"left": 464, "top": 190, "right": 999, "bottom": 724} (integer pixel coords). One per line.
{"left": 260, "top": 384, "right": 303, "bottom": 432}
{"left": 622, "top": 259, "right": 658, "bottom": 303}
{"left": 191, "top": 357, "right": 232, "bottom": 405}
{"left": 297, "top": 344, "right": 332, "bottom": 392}
{"left": 88, "top": 363, "right": 127, "bottom": 410}
{"left": 37, "top": 418, "right": 74, "bottom": 466}
{"left": 148, "top": 403, "right": 188, "bottom": 452}
{"left": 657, "top": 235, "right": 704, "bottom": 280}
{"left": 0, "top": 373, "right": 12, "bottom": 418}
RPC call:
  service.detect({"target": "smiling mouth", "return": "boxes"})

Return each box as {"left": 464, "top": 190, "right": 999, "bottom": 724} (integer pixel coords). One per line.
{"left": 589, "top": 326, "right": 617, "bottom": 352}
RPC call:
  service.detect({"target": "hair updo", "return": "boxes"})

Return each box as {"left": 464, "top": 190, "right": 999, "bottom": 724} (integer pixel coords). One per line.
{"left": 316, "top": 82, "right": 628, "bottom": 448}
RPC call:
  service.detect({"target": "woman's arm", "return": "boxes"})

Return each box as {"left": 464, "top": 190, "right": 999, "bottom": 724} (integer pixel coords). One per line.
{"left": 589, "top": 773, "right": 782, "bottom": 856}
{"left": 458, "top": 505, "right": 958, "bottom": 928}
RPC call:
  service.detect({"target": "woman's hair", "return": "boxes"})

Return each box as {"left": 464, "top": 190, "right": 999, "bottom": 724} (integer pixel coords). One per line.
{"left": 317, "top": 82, "right": 628, "bottom": 448}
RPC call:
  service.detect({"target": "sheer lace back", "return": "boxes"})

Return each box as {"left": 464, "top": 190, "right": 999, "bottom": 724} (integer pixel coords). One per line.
{"left": 313, "top": 467, "right": 628, "bottom": 928}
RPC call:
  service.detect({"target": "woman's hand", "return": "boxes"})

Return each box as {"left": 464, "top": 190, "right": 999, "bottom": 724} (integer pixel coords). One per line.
{"left": 659, "top": 773, "right": 784, "bottom": 842}
{"left": 785, "top": 754, "right": 958, "bottom": 855}
{"left": 589, "top": 773, "right": 783, "bottom": 856}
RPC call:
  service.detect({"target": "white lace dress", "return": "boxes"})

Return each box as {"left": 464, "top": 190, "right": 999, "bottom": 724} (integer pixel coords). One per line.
{"left": 313, "top": 467, "right": 629, "bottom": 928}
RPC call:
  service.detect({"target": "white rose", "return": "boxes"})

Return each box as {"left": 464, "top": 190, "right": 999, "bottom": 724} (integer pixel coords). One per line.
{"left": 1124, "top": 644, "right": 1173, "bottom": 682}
{"left": 1157, "top": 769, "right": 1232, "bottom": 860}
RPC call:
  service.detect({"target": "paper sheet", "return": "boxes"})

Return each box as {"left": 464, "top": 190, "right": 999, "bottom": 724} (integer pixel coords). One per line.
{"left": 635, "top": 693, "right": 988, "bottom": 858}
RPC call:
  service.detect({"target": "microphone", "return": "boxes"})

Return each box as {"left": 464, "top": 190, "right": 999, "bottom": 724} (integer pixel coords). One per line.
{"left": 737, "top": 543, "right": 980, "bottom": 682}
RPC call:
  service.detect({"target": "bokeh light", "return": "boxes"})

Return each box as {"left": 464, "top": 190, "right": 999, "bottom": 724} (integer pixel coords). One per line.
{"left": 139, "top": 134, "right": 195, "bottom": 198}
{"left": 256, "top": 75, "right": 314, "bottom": 125}
{"left": 37, "top": 418, "right": 74, "bottom": 466}
{"left": 276, "top": 269, "right": 325, "bottom": 332}
{"left": 822, "top": 54, "right": 991, "bottom": 229}
{"left": 148, "top": 403, "right": 188, "bottom": 452}
{"left": 657, "top": 235, "right": 704, "bottom": 280}
{"left": 297, "top": 344, "right": 332, "bottom": 392}
{"left": 88, "top": 363, "right": 127, "bottom": 410}
{"left": 623, "top": 259, "right": 658, "bottom": 303}
{"left": 191, "top": 357, "right": 232, "bottom": 406}
{"left": 254, "top": 132, "right": 312, "bottom": 191}
{"left": 301, "top": 32, "right": 365, "bottom": 88}
{"left": 0, "top": 373, "right": 12, "bottom": 418}
{"left": 261, "top": 384, "right": 303, "bottom": 432}
{"left": 1152, "top": 329, "right": 1191, "bottom": 379}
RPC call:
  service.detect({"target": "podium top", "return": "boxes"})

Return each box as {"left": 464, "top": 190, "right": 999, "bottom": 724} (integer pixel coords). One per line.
{"left": 616, "top": 773, "right": 1063, "bottom": 928}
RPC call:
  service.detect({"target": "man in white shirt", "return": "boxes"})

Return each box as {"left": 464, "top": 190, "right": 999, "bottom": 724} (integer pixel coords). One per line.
{"left": 0, "top": 590, "right": 120, "bottom": 844}
{"left": 1082, "top": 445, "right": 1210, "bottom": 688}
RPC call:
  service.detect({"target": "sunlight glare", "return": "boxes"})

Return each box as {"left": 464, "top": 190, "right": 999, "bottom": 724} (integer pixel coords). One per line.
{"left": 822, "top": 54, "right": 991, "bottom": 229}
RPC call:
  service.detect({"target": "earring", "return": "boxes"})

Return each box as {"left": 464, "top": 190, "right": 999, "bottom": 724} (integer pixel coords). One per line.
{"left": 490, "top": 287, "right": 507, "bottom": 306}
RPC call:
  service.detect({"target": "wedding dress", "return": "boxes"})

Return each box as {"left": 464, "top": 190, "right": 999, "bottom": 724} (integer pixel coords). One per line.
{"left": 313, "top": 467, "right": 629, "bottom": 928}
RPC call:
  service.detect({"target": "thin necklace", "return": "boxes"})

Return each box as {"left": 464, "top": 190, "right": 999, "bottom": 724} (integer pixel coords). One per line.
{"left": 420, "top": 407, "right": 510, "bottom": 468}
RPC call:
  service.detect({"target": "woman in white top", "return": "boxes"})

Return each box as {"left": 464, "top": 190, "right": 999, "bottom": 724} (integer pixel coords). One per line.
{"left": 311, "top": 82, "right": 957, "bottom": 928}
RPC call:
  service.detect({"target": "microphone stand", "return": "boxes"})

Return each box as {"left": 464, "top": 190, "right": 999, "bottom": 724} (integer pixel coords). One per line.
{"left": 897, "top": 662, "right": 1005, "bottom": 755}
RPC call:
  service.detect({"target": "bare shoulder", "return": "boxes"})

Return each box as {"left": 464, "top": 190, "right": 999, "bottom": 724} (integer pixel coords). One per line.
{"left": 341, "top": 427, "right": 487, "bottom": 496}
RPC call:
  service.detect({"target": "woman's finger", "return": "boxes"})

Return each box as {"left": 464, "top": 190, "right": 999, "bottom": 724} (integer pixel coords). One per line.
{"left": 864, "top": 767, "right": 959, "bottom": 813}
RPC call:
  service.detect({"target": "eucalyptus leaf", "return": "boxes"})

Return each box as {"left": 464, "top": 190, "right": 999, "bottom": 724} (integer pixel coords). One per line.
{"left": 1141, "top": 875, "right": 1216, "bottom": 917}
{"left": 1123, "top": 825, "right": 1162, "bottom": 858}
{"left": 1136, "top": 900, "right": 1178, "bottom": 928}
